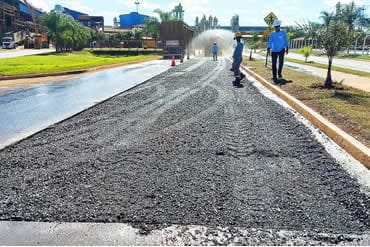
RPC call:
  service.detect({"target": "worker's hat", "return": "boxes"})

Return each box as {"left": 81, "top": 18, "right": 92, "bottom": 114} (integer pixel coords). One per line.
{"left": 234, "top": 32, "right": 242, "bottom": 39}
{"left": 273, "top": 20, "right": 281, "bottom": 27}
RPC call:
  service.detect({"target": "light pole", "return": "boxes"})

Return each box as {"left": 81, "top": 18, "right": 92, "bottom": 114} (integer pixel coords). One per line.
{"left": 134, "top": 1, "right": 140, "bottom": 13}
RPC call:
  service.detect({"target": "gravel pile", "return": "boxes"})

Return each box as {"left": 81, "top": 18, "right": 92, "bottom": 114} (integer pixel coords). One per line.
{"left": 0, "top": 58, "right": 369, "bottom": 244}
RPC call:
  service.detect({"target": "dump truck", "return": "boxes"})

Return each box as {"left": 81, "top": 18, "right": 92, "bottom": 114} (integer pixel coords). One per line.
{"left": 160, "top": 21, "right": 194, "bottom": 59}
{"left": 2, "top": 31, "right": 26, "bottom": 49}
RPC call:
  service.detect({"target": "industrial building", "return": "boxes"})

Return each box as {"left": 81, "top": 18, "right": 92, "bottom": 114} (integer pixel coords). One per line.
{"left": 54, "top": 4, "right": 104, "bottom": 31}
{"left": 0, "top": 0, "right": 43, "bottom": 35}
{"left": 119, "top": 12, "right": 149, "bottom": 29}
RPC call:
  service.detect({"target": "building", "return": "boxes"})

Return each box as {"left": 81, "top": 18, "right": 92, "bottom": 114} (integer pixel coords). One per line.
{"left": 119, "top": 12, "right": 149, "bottom": 29}
{"left": 54, "top": 4, "right": 104, "bottom": 31}
{"left": 1, "top": 0, "right": 43, "bottom": 35}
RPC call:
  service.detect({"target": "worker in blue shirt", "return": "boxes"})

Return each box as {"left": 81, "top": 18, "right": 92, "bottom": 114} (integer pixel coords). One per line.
{"left": 267, "top": 20, "right": 289, "bottom": 83}
{"left": 211, "top": 42, "right": 218, "bottom": 61}
{"left": 232, "top": 32, "right": 245, "bottom": 88}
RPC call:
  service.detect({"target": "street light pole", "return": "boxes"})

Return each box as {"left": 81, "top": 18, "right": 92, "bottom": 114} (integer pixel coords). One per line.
{"left": 134, "top": 1, "right": 140, "bottom": 13}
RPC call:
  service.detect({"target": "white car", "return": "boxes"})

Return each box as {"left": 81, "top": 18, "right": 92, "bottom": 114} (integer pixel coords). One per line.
{"left": 2, "top": 37, "right": 17, "bottom": 49}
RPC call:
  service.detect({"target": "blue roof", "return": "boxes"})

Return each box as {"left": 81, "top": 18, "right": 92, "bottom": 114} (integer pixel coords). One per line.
{"left": 19, "top": 1, "right": 43, "bottom": 16}
{"left": 62, "top": 7, "right": 88, "bottom": 21}
{"left": 119, "top": 12, "right": 149, "bottom": 28}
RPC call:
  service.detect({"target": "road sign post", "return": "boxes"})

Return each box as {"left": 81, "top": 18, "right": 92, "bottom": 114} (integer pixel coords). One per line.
{"left": 264, "top": 12, "right": 278, "bottom": 67}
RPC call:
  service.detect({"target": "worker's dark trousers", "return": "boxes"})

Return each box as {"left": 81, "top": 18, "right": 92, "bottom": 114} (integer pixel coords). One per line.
{"left": 233, "top": 60, "right": 242, "bottom": 77}
{"left": 213, "top": 52, "right": 218, "bottom": 61}
{"left": 271, "top": 48, "right": 285, "bottom": 79}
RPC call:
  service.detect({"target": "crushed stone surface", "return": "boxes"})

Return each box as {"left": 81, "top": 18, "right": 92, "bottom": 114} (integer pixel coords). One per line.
{"left": 0, "top": 58, "right": 369, "bottom": 245}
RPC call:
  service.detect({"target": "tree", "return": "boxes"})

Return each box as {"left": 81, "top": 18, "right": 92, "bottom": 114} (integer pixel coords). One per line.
{"left": 113, "top": 17, "right": 119, "bottom": 28}
{"left": 154, "top": 9, "right": 175, "bottom": 22}
{"left": 320, "top": 11, "right": 334, "bottom": 28}
{"left": 41, "top": 11, "right": 91, "bottom": 52}
{"left": 231, "top": 15, "right": 239, "bottom": 32}
{"left": 338, "top": 1, "right": 368, "bottom": 53}
{"left": 213, "top": 17, "right": 218, "bottom": 29}
{"left": 248, "top": 32, "right": 261, "bottom": 61}
{"left": 143, "top": 17, "right": 160, "bottom": 39}
{"left": 319, "top": 20, "right": 348, "bottom": 88}
{"left": 208, "top": 15, "right": 213, "bottom": 29}
{"left": 299, "top": 46, "right": 312, "bottom": 63}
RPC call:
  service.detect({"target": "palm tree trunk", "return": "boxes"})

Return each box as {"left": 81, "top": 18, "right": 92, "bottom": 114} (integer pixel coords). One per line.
{"left": 249, "top": 49, "right": 253, "bottom": 61}
{"left": 325, "top": 57, "right": 333, "bottom": 88}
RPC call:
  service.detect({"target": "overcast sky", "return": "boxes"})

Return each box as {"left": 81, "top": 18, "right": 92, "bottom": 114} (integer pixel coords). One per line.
{"left": 28, "top": 0, "right": 370, "bottom": 26}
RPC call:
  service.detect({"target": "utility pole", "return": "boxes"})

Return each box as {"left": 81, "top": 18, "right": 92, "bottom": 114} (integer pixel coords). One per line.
{"left": 134, "top": 1, "right": 140, "bottom": 13}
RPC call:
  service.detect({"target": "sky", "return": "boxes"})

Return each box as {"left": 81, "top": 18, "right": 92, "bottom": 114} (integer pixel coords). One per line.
{"left": 28, "top": 0, "right": 370, "bottom": 27}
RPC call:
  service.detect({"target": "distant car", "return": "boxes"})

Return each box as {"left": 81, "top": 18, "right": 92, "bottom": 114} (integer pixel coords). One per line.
{"left": 2, "top": 37, "right": 17, "bottom": 49}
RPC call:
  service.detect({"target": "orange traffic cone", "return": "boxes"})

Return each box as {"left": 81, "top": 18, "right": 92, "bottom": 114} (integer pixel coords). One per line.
{"left": 171, "top": 56, "right": 176, "bottom": 66}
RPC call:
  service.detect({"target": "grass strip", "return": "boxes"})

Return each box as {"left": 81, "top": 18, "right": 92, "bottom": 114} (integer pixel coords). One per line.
{"left": 0, "top": 51, "right": 159, "bottom": 76}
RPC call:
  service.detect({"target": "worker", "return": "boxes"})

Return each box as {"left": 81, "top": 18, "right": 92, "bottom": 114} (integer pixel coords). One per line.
{"left": 267, "top": 19, "right": 289, "bottom": 83}
{"left": 232, "top": 32, "right": 245, "bottom": 88}
{"left": 211, "top": 42, "right": 219, "bottom": 61}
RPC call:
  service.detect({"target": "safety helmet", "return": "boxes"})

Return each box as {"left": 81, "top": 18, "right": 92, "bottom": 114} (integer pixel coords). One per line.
{"left": 273, "top": 20, "right": 281, "bottom": 27}
{"left": 234, "top": 32, "right": 242, "bottom": 39}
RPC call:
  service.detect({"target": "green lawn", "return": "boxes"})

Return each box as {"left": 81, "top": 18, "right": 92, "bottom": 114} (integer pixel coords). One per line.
{"left": 336, "top": 54, "right": 370, "bottom": 61}
{"left": 284, "top": 57, "right": 370, "bottom": 78}
{"left": 244, "top": 58, "right": 370, "bottom": 147}
{"left": 0, "top": 51, "right": 160, "bottom": 76}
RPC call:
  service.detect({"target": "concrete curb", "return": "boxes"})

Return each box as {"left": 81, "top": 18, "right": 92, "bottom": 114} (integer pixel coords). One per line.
{"left": 0, "top": 56, "right": 161, "bottom": 81}
{"left": 241, "top": 64, "right": 370, "bottom": 169}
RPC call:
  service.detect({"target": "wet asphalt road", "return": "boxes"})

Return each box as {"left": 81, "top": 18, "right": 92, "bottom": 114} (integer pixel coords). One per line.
{"left": 0, "top": 58, "right": 369, "bottom": 245}
{"left": 0, "top": 60, "right": 170, "bottom": 149}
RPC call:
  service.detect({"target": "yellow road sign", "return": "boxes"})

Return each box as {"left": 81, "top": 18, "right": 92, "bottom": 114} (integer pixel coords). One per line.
{"left": 264, "top": 12, "right": 278, "bottom": 26}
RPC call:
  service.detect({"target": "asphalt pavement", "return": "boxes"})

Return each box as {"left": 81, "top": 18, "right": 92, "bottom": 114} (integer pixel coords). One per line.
{"left": 0, "top": 48, "right": 54, "bottom": 59}
{"left": 0, "top": 57, "right": 369, "bottom": 245}
{"left": 286, "top": 53, "right": 370, "bottom": 73}
{"left": 0, "top": 59, "right": 170, "bottom": 149}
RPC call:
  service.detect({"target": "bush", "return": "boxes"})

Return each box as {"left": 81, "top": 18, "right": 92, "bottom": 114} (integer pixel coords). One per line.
{"left": 299, "top": 45, "right": 312, "bottom": 63}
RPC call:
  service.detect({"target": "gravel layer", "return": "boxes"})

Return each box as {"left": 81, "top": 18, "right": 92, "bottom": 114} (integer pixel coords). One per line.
{"left": 0, "top": 58, "right": 369, "bottom": 244}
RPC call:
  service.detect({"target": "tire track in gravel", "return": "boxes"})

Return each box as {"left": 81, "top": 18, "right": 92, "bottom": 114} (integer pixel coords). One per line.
{"left": 108, "top": 58, "right": 227, "bottom": 148}
{"left": 0, "top": 58, "right": 370, "bottom": 240}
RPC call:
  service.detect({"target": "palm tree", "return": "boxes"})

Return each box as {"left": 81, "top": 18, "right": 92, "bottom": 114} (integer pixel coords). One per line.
{"left": 320, "top": 11, "right": 334, "bottom": 28}
{"left": 154, "top": 9, "right": 174, "bottom": 22}
{"left": 296, "top": 20, "right": 322, "bottom": 48}
{"left": 143, "top": 17, "right": 160, "bottom": 39}
{"left": 338, "top": 1, "right": 367, "bottom": 53}
{"left": 320, "top": 20, "right": 348, "bottom": 88}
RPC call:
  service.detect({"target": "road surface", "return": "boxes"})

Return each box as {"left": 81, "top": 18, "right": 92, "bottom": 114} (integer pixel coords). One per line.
{"left": 286, "top": 53, "right": 370, "bottom": 73}
{"left": 0, "top": 59, "right": 170, "bottom": 149}
{"left": 0, "top": 58, "right": 369, "bottom": 245}
{"left": 0, "top": 48, "right": 54, "bottom": 59}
